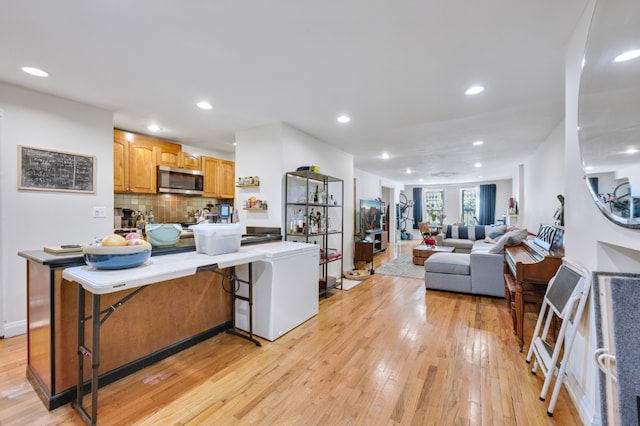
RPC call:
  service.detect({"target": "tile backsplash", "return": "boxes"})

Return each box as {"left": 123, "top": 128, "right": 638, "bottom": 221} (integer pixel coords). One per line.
{"left": 115, "top": 194, "right": 230, "bottom": 223}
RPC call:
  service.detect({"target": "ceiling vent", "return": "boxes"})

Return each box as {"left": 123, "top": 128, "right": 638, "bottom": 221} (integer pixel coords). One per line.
{"left": 431, "top": 171, "right": 458, "bottom": 177}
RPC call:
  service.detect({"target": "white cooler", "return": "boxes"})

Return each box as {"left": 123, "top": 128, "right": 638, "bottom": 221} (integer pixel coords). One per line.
{"left": 235, "top": 241, "right": 319, "bottom": 341}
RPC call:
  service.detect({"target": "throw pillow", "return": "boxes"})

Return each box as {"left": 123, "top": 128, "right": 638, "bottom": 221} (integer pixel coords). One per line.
{"left": 488, "top": 228, "right": 529, "bottom": 254}
{"left": 484, "top": 236, "right": 496, "bottom": 244}
{"left": 488, "top": 225, "right": 507, "bottom": 239}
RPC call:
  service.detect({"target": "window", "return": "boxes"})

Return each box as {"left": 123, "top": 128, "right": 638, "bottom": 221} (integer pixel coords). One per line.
{"left": 461, "top": 187, "right": 478, "bottom": 225}
{"left": 424, "top": 190, "right": 444, "bottom": 223}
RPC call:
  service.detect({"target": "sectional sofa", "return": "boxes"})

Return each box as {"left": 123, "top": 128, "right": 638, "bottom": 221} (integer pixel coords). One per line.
{"left": 425, "top": 225, "right": 529, "bottom": 297}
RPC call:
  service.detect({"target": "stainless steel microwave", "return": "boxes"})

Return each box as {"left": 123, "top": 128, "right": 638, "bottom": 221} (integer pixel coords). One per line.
{"left": 157, "top": 166, "right": 204, "bottom": 195}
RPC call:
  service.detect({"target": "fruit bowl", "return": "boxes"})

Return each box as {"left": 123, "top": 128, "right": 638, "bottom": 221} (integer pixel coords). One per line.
{"left": 83, "top": 243, "right": 152, "bottom": 269}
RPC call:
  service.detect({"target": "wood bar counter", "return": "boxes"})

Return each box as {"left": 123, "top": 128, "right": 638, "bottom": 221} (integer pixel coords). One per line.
{"left": 19, "top": 248, "right": 233, "bottom": 410}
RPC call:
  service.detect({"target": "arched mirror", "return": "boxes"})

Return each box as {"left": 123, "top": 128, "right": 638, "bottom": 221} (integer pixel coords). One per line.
{"left": 578, "top": 0, "right": 640, "bottom": 228}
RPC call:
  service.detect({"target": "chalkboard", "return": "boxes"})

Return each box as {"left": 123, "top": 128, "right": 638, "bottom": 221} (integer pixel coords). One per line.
{"left": 18, "top": 146, "right": 96, "bottom": 193}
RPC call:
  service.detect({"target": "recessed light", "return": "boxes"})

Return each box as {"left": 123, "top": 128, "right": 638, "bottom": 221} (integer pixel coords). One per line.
{"left": 465, "top": 85, "right": 484, "bottom": 95}
{"left": 613, "top": 49, "right": 640, "bottom": 62}
{"left": 147, "top": 124, "right": 162, "bottom": 132}
{"left": 474, "top": 162, "right": 482, "bottom": 168}
{"left": 625, "top": 148, "right": 638, "bottom": 154}
{"left": 22, "top": 66, "right": 48, "bottom": 77}
{"left": 406, "top": 168, "right": 412, "bottom": 174}
{"left": 478, "top": 175, "right": 483, "bottom": 179}
{"left": 419, "top": 178, "right": 424, "bottom": 183}
{"left": 233, "top": 142, "right": 237, "bottom": 146}
{"left": 472, "top": 140, "right": 484, "bottom": 146}
{"left": 584, "top": 166, "right": 593, "bottom": 171}
{"left": 197, "top": 101, "right": 212, "bottom": 110}
{"left": 381, "top": 152, "right": 390, "bottom": 160}
{"left": 337, "top": 115, "right": 350, "bottom": 123}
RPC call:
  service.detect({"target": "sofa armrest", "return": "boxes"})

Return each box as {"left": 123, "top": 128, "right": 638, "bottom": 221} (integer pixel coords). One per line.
{"left": 470, "top": 252, "right": 505, "bottom": 297}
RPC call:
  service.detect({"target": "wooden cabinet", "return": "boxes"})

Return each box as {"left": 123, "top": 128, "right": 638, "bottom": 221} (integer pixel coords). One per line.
{"left": 113, "top": 136, "right": 129, "bottom": 192}
{"left": 114, "top": 129, "right": 232, "bottom": 196}
{"left": 113, "top": 130, "right": 157, "bottom": 194}
{"left": 179, "top": 151, "right": 202, "bottom": 171}
{"left": 19, "top": 252, "right": 232, "bottom": 410}
{"left": 202, "top": 156, "right": 235, "bottom": 199}
{"left": 155, "top": 142, "right": 181, "bottom": 167}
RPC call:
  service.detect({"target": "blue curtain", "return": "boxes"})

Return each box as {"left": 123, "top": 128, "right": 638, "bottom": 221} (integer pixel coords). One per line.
{"left": 478, "top": 184, "right": 496, "bottom": 225}
{"left": 413, "top": 187, "right": 422, "bottom": 229}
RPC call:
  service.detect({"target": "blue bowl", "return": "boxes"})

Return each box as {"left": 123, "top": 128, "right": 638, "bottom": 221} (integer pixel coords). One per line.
{"left": 84, "top": 250, "right": 151, "bottom": 270}
{"left": 83, "top": 243, "right": 152, "bottom": 269}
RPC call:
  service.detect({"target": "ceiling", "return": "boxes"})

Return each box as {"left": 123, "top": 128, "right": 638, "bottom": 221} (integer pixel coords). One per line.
{"left": 0, "top": 0, "right": 589, "bottom": 185}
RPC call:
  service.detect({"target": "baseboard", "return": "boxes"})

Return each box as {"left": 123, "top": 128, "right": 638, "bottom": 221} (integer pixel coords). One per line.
{"left": 565, "top": 371, "right": 602, "bottom": 426}
{"left": 2, "top": 319, "right": 26, "bottom": 338}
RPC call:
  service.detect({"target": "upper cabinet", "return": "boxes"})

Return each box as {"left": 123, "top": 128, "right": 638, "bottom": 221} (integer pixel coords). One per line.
{"left": 114, "top": 129, "right": 232, "bottom": 197}
{"left": 179, "top": 152, "right": 202, "bottom": 171}
{"left": 114, "top": 130, "right": 157, "bottom": 194}
{"left": 156, "top": 141, "right": 181, "bottom": 168}
{"left": 202, "top": 156, "right": 235, "bottom": 199}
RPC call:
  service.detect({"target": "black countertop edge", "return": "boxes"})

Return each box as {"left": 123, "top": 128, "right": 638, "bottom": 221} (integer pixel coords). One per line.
{"left": 18, "top": 235, "right": 283, "bottom": 267}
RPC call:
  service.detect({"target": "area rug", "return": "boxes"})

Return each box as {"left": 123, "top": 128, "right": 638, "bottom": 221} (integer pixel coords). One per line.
{"left": 375, "top": 253, "right": 424, "bottom": 280}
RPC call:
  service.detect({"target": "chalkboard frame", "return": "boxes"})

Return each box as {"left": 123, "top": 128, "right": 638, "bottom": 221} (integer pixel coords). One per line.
{"left": 18, "top": 145, "right": 96, "bottom": 193}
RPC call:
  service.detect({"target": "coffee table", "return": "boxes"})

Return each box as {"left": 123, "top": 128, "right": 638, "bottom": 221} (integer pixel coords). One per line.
{"left": 412, "top": 245, "right": 455, "bottom": 265}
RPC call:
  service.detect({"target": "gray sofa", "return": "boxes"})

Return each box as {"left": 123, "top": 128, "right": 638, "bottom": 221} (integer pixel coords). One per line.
{"left": 425, "top": 227, "right": 529, "bottom": 298}
{"left": 436, "top": 224, "right": 507, "bottom": 253}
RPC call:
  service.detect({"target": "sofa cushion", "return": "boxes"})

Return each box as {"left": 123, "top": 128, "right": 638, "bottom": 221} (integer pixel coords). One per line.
{"left": 488, "top": 228, "right": 529, "bottom": 254}
{"left": 425, "top": 253, "right": 471, "bottom": 275}
{"left": 471, "top": 240, "right": 495, "bottom": 253}
{"left": 444, "top": 225, "right": 506, "bottom": 241}
{"left": 441, "top": 238, "right": 474, "bottom": 252}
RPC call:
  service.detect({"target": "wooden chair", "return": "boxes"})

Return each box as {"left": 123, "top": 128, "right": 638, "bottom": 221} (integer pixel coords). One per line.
{"left": 418, "top": 222, "right": 435, "bottom": 245}
{"left": 525, "top": 259, "right": 591, "bottom": 417}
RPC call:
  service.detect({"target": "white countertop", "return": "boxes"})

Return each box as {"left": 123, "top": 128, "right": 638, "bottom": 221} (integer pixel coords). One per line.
{"left": 62, "top": 247, "right": 267, "bottom": 294}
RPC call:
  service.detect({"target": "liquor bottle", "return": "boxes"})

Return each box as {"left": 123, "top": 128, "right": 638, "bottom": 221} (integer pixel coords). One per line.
{"left": 309, "top": 208, "right": 316, "bottom": 233}
{"left": 314, "top": 185, "right": 319, "bottom": 203}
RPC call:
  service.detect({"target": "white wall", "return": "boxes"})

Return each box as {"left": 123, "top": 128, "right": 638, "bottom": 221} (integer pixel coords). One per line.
{"left": 522, "top": 122, "right": 566, "bottom": 233}
{"left": 0, "top": 82, "right": 114, "bottom": 337}
{"left": 235, "top": 123, "right": 283, "bottom": 231}
{"left": 529, "top": 1, "right": 640, "bottom": 423}
{"left": 235, "top": 122, "right": 356, "bottom": 273}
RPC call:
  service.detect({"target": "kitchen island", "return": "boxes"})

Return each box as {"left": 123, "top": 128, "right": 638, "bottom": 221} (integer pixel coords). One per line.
{"left": 18, "top": 234, "right": 282, "bottom": 411}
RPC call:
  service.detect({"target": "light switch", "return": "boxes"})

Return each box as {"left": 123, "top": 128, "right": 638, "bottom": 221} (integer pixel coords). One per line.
{"left": 93, "top": 206, "right": 106, "bottom": 218}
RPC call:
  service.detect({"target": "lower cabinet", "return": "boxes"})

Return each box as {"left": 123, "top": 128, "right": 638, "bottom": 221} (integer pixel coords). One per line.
{"left": 24, "top": 258, "right": 232, "bottom": 410}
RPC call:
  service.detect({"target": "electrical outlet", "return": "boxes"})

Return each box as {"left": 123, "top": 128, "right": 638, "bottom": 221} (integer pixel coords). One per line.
{"left": 93, "top": 206, "right": 106, "bottom": 218}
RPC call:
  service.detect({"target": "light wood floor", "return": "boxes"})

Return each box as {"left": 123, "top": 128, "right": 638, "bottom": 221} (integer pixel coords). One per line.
{"left": 0, "top": 241, "right": 582, "bottom": 425}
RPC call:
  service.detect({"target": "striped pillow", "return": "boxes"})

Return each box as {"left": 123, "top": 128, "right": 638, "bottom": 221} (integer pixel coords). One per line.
{"left": 445, "top": 225, "right": 506, "bottom": 241}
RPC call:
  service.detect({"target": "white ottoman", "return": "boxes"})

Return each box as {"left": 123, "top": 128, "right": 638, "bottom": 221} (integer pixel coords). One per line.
{"left": 424, "top": 253, "right": 472, "bottom": 293}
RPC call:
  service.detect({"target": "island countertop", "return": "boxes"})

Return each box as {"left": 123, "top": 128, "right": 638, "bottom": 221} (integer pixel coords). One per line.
{"left": 19, "top": 240, "right": 283, "bottom": 410}
{"left": 18, "top": 233, "right": 282, "bottom": 266}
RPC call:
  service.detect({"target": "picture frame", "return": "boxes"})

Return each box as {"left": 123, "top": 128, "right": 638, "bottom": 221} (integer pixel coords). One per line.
{"left": 18, "top": 145, "right": 96, "bottom": 193}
